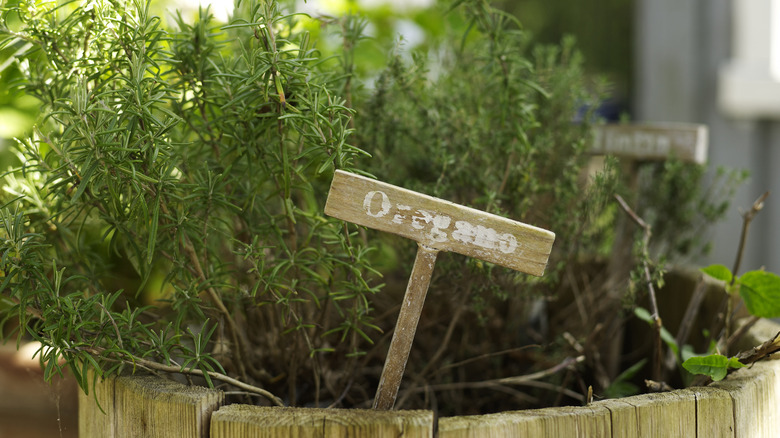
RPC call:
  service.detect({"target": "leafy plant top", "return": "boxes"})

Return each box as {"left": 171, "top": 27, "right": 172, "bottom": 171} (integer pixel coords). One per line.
{"left": 0, "top": 0, "right": 379, "bottom": 404}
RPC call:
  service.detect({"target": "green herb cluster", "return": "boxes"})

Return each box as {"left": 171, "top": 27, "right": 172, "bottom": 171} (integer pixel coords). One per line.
{"left": 0, "top": 0, "right": 743, "bottom": 412}
{"left": 0, "top": 0, "right": 381, "bottom": 405}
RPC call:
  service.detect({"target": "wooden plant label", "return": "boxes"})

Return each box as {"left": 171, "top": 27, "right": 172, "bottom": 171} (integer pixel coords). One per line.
{"left": 325, "top": 170, "right": 555, "bottom": 410}
{"left": 590, "top": 123, "right": 708, "bottom": 164}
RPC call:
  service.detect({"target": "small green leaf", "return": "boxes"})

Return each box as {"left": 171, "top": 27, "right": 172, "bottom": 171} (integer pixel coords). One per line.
{"left": 682, "top": 354, "right": 743, "bottom": 381}
{"left": 700, "top": 264, "right": 733, "bottom": 283}
{"left": 634, "top": 307, "right": 652, "bottom": 322}
{"left": 739, "top": 270, "right": 780, "bottom": 318}
{"left": 728, "top": 356, "right": 746, "bottom": 370}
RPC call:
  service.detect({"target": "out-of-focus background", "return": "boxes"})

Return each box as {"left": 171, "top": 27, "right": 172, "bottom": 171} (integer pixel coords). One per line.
{"left": 1, "top": 0, "right": 778, "bottom": 435}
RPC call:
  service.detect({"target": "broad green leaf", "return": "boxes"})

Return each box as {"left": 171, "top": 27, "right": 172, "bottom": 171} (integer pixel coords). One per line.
{"left": 700, "top": 264, "right": 733, "bottom": 283}
{"left": 739, "top": 270, "right": 780, "bottom": 318}
{"left": 682, "top": 354, "right": 743, "bottom": 381}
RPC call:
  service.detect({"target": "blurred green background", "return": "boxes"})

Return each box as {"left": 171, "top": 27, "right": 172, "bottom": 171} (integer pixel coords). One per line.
{"left": 0, "top": 0, "right": 634, "bottom": 153}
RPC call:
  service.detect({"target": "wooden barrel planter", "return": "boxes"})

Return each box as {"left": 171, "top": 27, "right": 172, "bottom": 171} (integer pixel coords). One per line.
{"left": 79, "top": 315, "right": 780, "bottom": 438}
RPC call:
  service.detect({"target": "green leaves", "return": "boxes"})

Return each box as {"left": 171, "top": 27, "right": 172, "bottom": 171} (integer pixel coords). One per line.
{"left": 700, "top": 264, "right": 732, "bottom": 283}
{"left": 686, "top": 265, "right": 780, "bottom": 381}
{"left": 701, "top": 264, "right": 780, "bottom": 318}
{"left": 682, "top": 354, "right": 744, "bottom": 381}
{"left": 0, "top": 0, "right": 384, "bottom": 402}
{"left": 739, "top": 271, "right": 780, "bottom": 318}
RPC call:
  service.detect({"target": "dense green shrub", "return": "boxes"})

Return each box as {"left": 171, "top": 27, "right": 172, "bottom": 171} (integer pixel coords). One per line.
{"left": 0, "top": 0, "right": 740, "bottom": 413}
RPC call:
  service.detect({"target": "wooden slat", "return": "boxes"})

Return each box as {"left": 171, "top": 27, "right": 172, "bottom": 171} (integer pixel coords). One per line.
{"left": 689, "top": 386, "right": 735, "bottom": 438}
{"left": 78, "top": 373, "right": 116, "bottom": 438}
{"left": 590, "top": 123, "right": 708, "bottom": 164}
{"left": 113, "top": 375, "right": 224, "bottom": 438}
{"left": 210, "top": 405, "right": 433, "bottom": 438}
{"left": 712, "top": 359, "right": 780, "bottom": 438}
{"left": 616, "top": 391, "right": 696, "bottom": 437}
{"left": 438, "top": 404, "right": 611, "bottom": 438}
{"left": 76, "top": 325, "right": 780, "bottom": 438}
{"left": 438, "top": 385, "right": 736, "bottom": 438}
{"left": 79, "top": 374, "right": 224, "bottom": 438}
{"left": 325, "top": 170, "right": 555, "bottom": 276}
{"left": 597, "top": 388, "right": 723, "bottom": 438}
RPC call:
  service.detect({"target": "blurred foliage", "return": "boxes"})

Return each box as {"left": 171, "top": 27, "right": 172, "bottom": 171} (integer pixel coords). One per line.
{"left": 495, "top": 0, "right": 633, "bottom": 108}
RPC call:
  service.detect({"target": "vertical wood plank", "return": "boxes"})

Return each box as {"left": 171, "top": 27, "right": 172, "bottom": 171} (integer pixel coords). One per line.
{"left": 113, "top": 375, "right": 224, "bottom": 438}
{"left": 210, "top": 405, "right": 434, "bottom": 438}
{"left": 438, "top": 404, "right": 611, "bottom": 438}
{"left": 78, "top": 374, "right": 116, "bottom": 438}
{"left": 598, "top": 390, "right": 698, "bottom": 438}
{"left": 596, "top": 386, "right": 735, "bottom": 438}
{"left": 79, "top": 373, "right": 223, "bottom": 438}
{"left": 597, "top": 398, "right": 639, "bottom": 438}
{"left": 712, "top": 359, "right": 780, "bottom": 438}
{"left": 689, "top": 386, "right": 735, "bottom": 438}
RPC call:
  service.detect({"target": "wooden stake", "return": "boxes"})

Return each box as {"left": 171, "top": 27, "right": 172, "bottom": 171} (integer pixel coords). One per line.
{"left": 325, "top": 170, "right": 555, "bottom": 410}
{"left": 373, "top": 244, "right": 438, "bottom": 410}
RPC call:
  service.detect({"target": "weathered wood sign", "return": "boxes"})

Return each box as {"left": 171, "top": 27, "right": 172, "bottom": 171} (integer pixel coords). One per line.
{"left": 588, "top": 122, "right": 708, "bottom": 380}
{"left": 590, "top": 123, "right": 708, "bottom": 164}
{"left": 325, "top": 170, "right": 555, "bottom": 410}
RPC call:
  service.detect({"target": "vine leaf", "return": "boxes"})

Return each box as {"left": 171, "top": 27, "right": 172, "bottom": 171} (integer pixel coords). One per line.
{"left": 739, "top": 270, "right": 780, "bottom": 318}
{"left": 700, "top": 264, "right": 733, "bottom": 284}
{"left": 682, "top": 354, "right": 744, "bottom": 381}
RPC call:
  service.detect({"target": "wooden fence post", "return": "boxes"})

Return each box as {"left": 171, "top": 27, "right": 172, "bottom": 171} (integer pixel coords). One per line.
{"left": 79, "top": 373, "right": 224, "bottom": 438}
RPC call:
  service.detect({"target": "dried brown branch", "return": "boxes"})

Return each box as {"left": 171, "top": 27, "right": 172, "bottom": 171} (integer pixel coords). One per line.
{"left": 721, "top": 191, "right": 770, "bottom": 355}
{"left": 735, "top": 330, "right": 780, "bottom": 365}
{"left": 731, "top": 191, "right": 769, "bottom": 283}
{"left": 401, "top": 355, "right": 585, "bottom": 401}
{"left": 614, "top": 194, "right": 663, "bottom": 382}
{"left": 83, "top": 346, "right": 284, "bottom": 406}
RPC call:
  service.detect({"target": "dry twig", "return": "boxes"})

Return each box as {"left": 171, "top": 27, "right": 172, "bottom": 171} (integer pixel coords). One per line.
{"left": 614, "top": 194, "right": 663, "bottom": 382}
{"left": 83, "top": 346, "right": 284, "bottom": 406}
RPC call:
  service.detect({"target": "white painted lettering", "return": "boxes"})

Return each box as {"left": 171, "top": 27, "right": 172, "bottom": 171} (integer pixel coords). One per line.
{"left": 411, "top": 210, "right": 434, "bottom": 230}
{"left": 364, "top": 190, "right": 391, "bottom": 218}
{"left": 362, "top": 191, "right": 516, "bottom": 254}
{"left": 428, "top": 215, "right": 451, "bottom": 243}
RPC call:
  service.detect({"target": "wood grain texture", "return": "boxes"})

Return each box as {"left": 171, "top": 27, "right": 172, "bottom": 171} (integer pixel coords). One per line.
{"left": 324, "top": 170, "right": 555, "bottom": 276}
{"left": 438, "top": 405, "right": 611, "bottom": 438}
{"left": 113, "top": 375, "right": 224, "bottom": 438}
{"left": 598, "top": 390, "right": 696, "bottom": 438}
{"left": 79, "top": 374, "right": 224, "bottom": 438}
{"left": 590, "top": 123, "right": 708, "bottom": 164}
{"left": 373, "top": 244, "right": 438, "bottom": 410}
{"left": 689, "top": 386, "right": 735, "bottom": 438}
{"left": 78, "top": 373, "right": 116, "bottom": 438}
{"left": 210, "top": 405, "right": 433, "bottom": 438}
{"left": 712, "top": 358, "right": 780, "bottom": 438}
{"left": 77, "top": 317, "right": 780, "bottom": 438}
